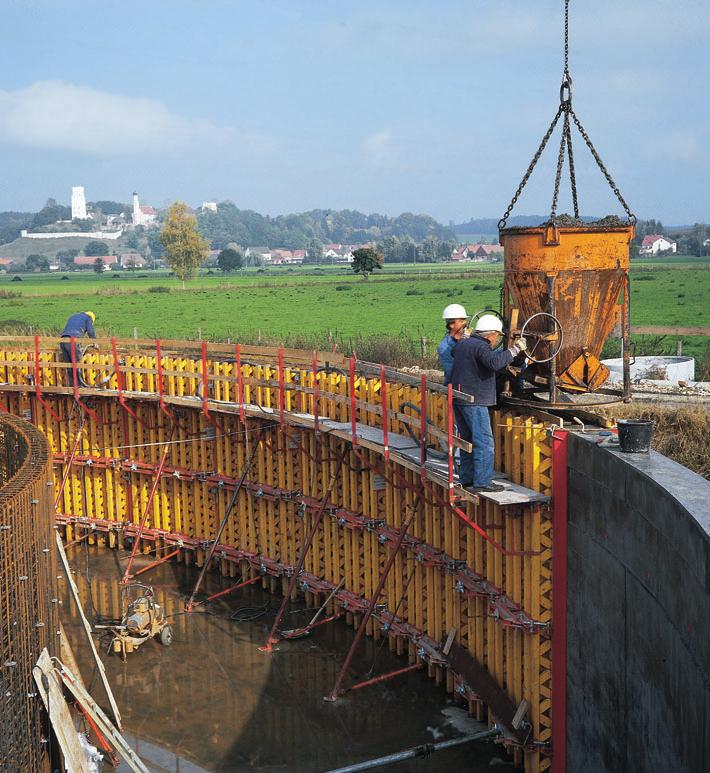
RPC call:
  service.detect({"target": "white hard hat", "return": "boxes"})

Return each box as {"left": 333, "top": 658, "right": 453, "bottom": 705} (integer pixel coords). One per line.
{"left": 474, "top": 313, "right": 504, "bottom": 333}
{"left": 442, "top": 303, "right": 468, "bottom": 320}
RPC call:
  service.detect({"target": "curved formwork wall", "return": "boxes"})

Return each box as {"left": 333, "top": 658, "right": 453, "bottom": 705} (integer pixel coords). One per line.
{"left": 0, "top": 414, "right": 58, "bottom": 772}
{"left": 565, "top": 433, "right": 710, "bottom": 773}
{"left": 0, "top": 337, "right": 556, "bottom": 771}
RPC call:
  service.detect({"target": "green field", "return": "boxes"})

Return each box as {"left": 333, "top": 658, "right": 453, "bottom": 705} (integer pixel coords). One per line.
{"left": 0, "top": 260, "right": 707, "bottom": 368}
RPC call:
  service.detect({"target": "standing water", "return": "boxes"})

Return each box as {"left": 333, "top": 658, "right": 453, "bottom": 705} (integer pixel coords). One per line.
{"left": 61, "top": 546, "right": 515, "bottom": 772}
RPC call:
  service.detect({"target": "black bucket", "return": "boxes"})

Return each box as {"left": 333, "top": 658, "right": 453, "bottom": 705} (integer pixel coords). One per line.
{"left": 617, "top": 420, "right": 654, "bottom": 453}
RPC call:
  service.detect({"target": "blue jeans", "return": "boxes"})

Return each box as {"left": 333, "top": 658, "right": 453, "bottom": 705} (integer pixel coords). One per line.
{"left": 60, "top": 340, "right": 88, "bottom": 388}
{"left": 453, "top": 403, "right": 494, "bottom": 488}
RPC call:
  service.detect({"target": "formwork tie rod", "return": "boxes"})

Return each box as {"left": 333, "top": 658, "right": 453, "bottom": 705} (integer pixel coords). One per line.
{"left": 324, "top": 728, "right": 501, "bottom": 773}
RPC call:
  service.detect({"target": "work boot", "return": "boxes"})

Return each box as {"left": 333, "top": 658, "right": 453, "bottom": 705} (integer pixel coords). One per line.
{"left": 471, "top": 482, "right": 506, "bottom": 493}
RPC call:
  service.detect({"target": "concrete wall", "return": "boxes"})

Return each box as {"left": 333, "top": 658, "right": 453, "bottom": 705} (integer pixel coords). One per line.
{"left": 566, "top": 433, "right": 710, "bottom": 772}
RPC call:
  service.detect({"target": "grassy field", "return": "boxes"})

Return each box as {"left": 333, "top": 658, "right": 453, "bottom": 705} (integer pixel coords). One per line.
{"left": 0, "top": 260, "right": 707, "bottom": 369}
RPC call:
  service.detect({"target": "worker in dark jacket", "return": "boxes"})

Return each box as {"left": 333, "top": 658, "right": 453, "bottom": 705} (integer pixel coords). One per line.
{"left": 450, "top": 314, "right": 526, "bottom": 492}
{"left": 60, "top": 311, "right": 96, "bottom": 388}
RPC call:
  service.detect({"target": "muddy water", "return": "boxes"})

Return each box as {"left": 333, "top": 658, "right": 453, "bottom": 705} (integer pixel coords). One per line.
{"left": 61, "top": 546, "right": 515, "bottom": 772}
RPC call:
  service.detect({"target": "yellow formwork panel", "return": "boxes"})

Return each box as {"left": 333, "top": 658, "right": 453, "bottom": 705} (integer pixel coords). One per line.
{"left": 0, "top": 338, "right": 557, "bottom": 772}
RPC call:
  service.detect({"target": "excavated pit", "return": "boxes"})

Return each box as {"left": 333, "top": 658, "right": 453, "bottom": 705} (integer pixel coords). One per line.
{"left": 61, "top": 545, "right": 515, "bottom": 772}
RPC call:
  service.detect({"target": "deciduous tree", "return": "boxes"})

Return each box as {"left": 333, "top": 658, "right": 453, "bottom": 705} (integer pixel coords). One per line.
{"left": 93, "top": 257, "right": 105, "bottom": 274}
{"left": 160, "top": 202, "right": 209, "bottom": 288}
{"left": 84, "top": 240, "right": 109, "bottom": 256}
{"left": 25, "top": 253, "right": 49, "bottom": 272}
{"left": 351, "top": 246, "right": 384, "bottom": 280}
{"left": 217, "top": 247, "right": 243, "bottom": 272}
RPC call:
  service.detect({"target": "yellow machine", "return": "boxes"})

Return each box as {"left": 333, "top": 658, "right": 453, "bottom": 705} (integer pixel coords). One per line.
{"left": 109, "top": 584, "right": 173, "bottom": 660}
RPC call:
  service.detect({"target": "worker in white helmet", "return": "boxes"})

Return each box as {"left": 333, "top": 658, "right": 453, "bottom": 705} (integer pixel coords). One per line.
{"left": 437, "top": 303, "right": 469, "bottom": 384}
{"left": 450, "top": 314, "right": 526, "bottom": 493}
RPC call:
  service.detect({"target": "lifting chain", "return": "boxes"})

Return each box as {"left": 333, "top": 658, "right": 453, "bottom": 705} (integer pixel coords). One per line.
{"left": 499, "top": 0, "right": 635, "bottom": 230}
{"left": 497, "top": 105, "right": 563, "bottom": 231}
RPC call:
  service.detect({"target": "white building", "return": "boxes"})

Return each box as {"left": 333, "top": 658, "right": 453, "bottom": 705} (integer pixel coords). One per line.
{"left": 71, "top": 186, "right": 89, "bottom": 220}
{"left": 639, "top": 234, "right": 677, "bottom": 255}
{"left": 132, "top": 192, "right": 157, "bottom": 227}
{"left": 201, "top": 201, "right": 218, "bottom": 212}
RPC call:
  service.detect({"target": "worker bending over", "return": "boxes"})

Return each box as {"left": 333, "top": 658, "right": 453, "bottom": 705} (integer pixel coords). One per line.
{"left": 60, "top": 310, "right": 96, "bottom": 388}
{"left": 450, "top": 314, "right": 526, "bottom": 493}
{"left": 437, "top": 303, "right": 469, "bottom": 384}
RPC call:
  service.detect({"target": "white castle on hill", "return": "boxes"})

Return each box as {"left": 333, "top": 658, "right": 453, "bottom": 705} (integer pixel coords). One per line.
{"left": 19, "top": 186, "right": 158, "bottom": 240}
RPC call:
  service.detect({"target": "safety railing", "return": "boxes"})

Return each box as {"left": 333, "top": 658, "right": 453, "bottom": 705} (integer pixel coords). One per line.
{"left": 0, "top": 335, "right": 475, "bottom": 488}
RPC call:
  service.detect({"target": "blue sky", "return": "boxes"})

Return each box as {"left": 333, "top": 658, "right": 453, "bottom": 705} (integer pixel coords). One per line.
{"left": 0, "top": 0, "right": 707, "bottom": 224}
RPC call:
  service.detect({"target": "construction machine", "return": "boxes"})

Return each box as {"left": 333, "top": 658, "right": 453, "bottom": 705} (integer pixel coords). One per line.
{"left": 107, "top": 583, "right": 173, "bottom": 660}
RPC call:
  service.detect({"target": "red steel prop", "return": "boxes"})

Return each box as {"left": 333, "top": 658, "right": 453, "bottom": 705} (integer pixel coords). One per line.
{"left": 551, "top": 430, "right": 569, "bottom": 773}
{"left": 235, "top": 343, "right": 245, "bottom": 424}
{"left": 111, "top": 337, "right": 142, "bottom": 423}
{"left": 185, "top": 426, "right": 267, "bottom": 611}
{"left": 381, "top": 364, "right": 389, "bottom": 461}
{"left": 349, "top": 356, "right": 358, "bottom": 446}
{"left": 155, "top": 339, "right": 173, "bottom": 419}
{"left": 324, "top": 500, "right": 419, "bottom": 702}
{"left": 260, "top": 446, "right": 349, "bottom": 652}
{"left": 33, "top": 336, "right": 60, "bottom": 422}
{"left": 70, "top": 337, "right": 101, "bottom": 424}
{"left": 122, "top": 428, "right": 175, "bottom": 583}
{"left": 312, "top": 350, "right": 320, "bottom": 432}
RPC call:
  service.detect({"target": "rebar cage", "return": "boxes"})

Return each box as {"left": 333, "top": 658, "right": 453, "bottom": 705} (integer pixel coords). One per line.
{"left": 0, "top": 414, "right": 58, "bottom": 772}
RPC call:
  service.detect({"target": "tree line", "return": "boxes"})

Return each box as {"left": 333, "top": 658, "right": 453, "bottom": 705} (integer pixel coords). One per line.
{"left": 196, "top": 203, "right": 456, "bottom": 250}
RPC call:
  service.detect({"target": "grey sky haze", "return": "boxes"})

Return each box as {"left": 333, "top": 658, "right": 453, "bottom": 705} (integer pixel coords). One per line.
{"left": 0, "top": 0, "right": 707, "bottom": 223}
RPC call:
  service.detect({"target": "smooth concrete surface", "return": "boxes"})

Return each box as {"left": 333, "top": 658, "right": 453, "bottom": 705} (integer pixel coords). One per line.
{"left": 566, "top": 433, "right": 710, "bottom": 773}
{"left": 602, "top": 355, "right": 696, "bottom": 384}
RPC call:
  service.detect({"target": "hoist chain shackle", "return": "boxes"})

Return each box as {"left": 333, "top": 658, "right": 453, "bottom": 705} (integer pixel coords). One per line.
{"left": 520, "top": 313, "right": 564, "bottom": 364}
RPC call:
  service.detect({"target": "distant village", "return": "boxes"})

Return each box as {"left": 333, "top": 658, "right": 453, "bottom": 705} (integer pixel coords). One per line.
{"left": 0, "top": 185, "right": 696, "bottom": 274}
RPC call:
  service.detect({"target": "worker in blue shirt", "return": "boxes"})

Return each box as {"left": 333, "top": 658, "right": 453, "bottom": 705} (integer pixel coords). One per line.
{"left": 436, "top": 303, "right": 469, "bottom": 384}
{"left": 450, "top": 314, "right": 526, "bottom": 493}
{"left": 60, "top": 311, "right": 96, "bottom": 388}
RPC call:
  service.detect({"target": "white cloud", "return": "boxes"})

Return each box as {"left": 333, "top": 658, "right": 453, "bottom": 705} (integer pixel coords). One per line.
{"left": 0, "top": 80, "right": 233, "bottom": 155}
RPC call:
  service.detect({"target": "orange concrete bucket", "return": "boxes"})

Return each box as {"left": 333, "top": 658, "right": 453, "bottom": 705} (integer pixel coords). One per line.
{"left": 500, "top": 222, "right": 635, "bottom": 392}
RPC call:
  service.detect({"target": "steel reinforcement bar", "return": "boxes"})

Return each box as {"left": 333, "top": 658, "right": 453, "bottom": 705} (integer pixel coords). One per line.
{"left": 0, "top": 337, "right": 555, "bottom": 771}
{"left": 0, "top": 414, "right": 59, "bottom": 772}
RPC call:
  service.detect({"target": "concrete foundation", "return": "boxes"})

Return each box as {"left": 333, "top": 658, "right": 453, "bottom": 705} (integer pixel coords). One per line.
{"left": 565, "top": 432, "right": 710, "bottom": 773}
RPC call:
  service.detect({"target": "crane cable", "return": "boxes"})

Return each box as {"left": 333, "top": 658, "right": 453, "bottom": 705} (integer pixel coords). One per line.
{"left": 498, "top": 0, "right": 635, "bottom": 230}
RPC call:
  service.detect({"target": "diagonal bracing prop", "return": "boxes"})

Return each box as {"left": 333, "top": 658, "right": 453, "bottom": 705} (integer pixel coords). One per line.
{"left": 260, "top": 445, "right": 349, "bottom": 652}
{"left": 121, "top": 423, "right": 176, "bottom": 583}
{"left": 185, "top": 424, "right": 269, "bottom": 611}
{"left": 323, "top": 492, "right": 421, "bottom": 702}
